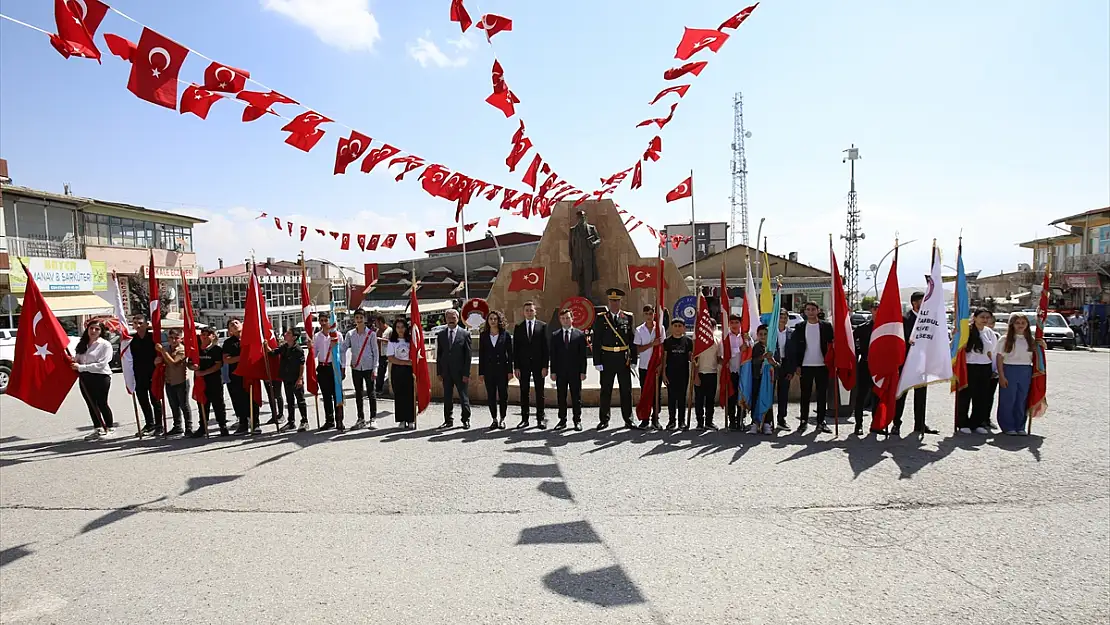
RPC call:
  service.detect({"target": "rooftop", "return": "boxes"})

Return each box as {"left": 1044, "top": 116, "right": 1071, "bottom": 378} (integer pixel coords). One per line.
{"left": 424, "top": 232, "right": 540, "bottom": 255}
{"left": 1, "top": 183, "right": 207, "bottom": 225}
{"left": 1018, "top": 233, "right": 1081, "bottom": 248}
{"left": 1048, "top": 206, "right": 1110, "bottom": 226}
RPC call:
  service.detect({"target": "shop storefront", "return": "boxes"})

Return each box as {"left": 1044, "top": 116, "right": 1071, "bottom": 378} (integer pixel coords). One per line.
{"left": 8, "top": 256, "right": 113, "bottom": 334}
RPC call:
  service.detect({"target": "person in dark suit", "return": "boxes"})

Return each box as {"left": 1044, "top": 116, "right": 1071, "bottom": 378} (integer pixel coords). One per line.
{"left": 853, "top": 317, "right": 874, "bottom": 436}
{"left": 513, "top": 301, "right": 549, "bottom": 429}
{"left": 593, "top": 288, "right": 636, "bottom": 430}
{"left": 478, "top": 310, "right": 514, "bottom": 429}
{"left": 785, "top": 301, "right": 834, "bottom": 434}
{"left": 894, "top": 291, "right": 938, "bottom": 435}
{"left": 549, "top": 308, "right": 588, "bottom": 430}
{"left": 436, "top": 309, "right": 472, "bottom": 429}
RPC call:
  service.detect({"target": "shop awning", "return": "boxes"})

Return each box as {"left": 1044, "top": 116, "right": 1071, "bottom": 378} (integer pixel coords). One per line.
{"left": 359, "top": 299, "right": 454, "bottom": 314}
{"left": 29, "top": 293, "right": 114, "bottom": 317}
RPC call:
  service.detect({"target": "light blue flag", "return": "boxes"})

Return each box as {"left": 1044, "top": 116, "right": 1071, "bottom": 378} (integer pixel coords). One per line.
{"left": 329, "top": 301, "right": 343, "bottom": 407}
{"left": 754, "top": 286, "right": 782, "bottom": 423}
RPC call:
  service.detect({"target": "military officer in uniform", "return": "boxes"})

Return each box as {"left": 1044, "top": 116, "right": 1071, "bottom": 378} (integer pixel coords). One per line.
{"left": 593, "top": 288, "right": 636, "bottom": 430}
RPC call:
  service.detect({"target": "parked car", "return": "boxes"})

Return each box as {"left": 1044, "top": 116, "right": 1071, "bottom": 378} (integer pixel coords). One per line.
{"left": 850, "top": 311, "right": 872, "bottom": 328}
{"left": 996, "top": 311, "right": 1076, "bottom": 350}
{"left": 0, "top": 330, "right": 14, "bottom": 394}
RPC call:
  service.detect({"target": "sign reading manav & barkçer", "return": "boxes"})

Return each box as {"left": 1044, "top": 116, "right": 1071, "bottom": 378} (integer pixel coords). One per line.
{"left": 10, "top": 257, "right": 109, "bottom": 293}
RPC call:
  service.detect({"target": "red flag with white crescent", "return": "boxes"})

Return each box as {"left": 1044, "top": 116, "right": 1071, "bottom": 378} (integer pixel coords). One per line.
{"left": 508, "top": 267, "right": 545, "bottom": 291}
{"left": 202, "top": 61, "right": 250, "bottom": 93}
{"left": 51, "top": 0, "right": 108, "bottom": 61}
{"left": 5, "top": 261, "right": 79, "bottom": 413}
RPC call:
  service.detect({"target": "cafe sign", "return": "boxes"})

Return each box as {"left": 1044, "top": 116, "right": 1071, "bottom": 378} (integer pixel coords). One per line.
{"left": 10, "top": 257, "right": 109, "bottom": 293}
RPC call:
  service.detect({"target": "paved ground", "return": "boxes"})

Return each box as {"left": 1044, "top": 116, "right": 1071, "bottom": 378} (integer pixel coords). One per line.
{"left": 1, "top": 349, "right": 1108, "bottom": 624}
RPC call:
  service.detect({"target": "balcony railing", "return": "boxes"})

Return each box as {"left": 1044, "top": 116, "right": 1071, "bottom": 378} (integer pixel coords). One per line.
{"left": 1064, "top": 253, "right": 1110, "bottom": 273}
{"left": 4, "top": 235, "right": 83, "bottom": 259}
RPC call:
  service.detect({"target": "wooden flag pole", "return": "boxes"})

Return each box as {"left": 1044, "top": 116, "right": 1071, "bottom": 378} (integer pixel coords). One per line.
{"left": 132, "top": 394, "right": 142, "bottom": 438}
{"left": 314, "top": 394, "right": 321, "bottom": 429}
{"left": 412, "top": 267, "right": 420, "bottom": 429}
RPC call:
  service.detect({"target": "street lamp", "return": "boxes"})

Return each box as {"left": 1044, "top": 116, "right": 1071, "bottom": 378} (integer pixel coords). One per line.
{"left": 485, "top": 230, "right": 503, "bottom": 268}
{"left": 866, "top": 239, "right": 917, "bottom": 299}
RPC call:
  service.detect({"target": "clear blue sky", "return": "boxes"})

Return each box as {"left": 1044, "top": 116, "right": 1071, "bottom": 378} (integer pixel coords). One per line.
{"left": 2, "top": 0, "right": 1107, "bottom": 288}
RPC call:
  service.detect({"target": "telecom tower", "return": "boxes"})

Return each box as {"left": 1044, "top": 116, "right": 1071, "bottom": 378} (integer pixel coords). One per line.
{"left": 840, "top": 145, "right": 864, "bottom": 307}
{"left": 730, "top": 92, "right": 750, "bottom": 247}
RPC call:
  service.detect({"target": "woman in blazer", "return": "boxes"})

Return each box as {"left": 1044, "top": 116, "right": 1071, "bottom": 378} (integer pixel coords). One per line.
{"left": 479, "top": 310, "right": 515, "bottom": 429}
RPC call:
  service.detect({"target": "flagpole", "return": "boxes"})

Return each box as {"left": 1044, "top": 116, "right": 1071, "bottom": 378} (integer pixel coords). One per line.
{"left": 654, "top": 247, "right": 663, "bottom": 424}
{"left": 459, "top": 202, "right": 470, "bottom": 302}
{"left": 411, "top": 267, "right": 420, "bottom": 428}
{"left": 132, "top": 395, "right": 142, "bottom": 439}
{"left": 954, "top": 237, "right": 962, "bottom": 434}
{"left": 251, "top": 254, "right": 280, "bottom": 433}
{"left": 300, "top": 252, "right": 321, "bottom": 430}
{"left": 689, "top": 168, "right": 697, "bottom": 299}
{"left": 831, "top": 234, "right": 839, "bottom": 437}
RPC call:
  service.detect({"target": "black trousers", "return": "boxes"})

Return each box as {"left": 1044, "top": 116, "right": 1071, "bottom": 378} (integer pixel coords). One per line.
{"left": 485, "top": 373, "right": 509, "bottom": 420}
{"left": 391, "top": 364, "right": 414, "bottom": 423}
{"left": 375, "top": 355, "right": 389, "bottom": 393}
{"left": 726, "top": 371, "right": 742, "bottom": 423}
{"left": 638, "top": 367, "right": 662, "bottom": 418}
{"left": 854, "top": 360, "right": 873, "bottom": 424}
{"left": 227, "top": 374, "right": 250, "bottom": 428}
{"left": 798, "top": 366, "right": 829, "bottom": 424}
{"left": 265, "top": 380, "right": 283, "bottom": 421}
{"left": 555, "top": 372, "right": 583, "bottom": 422}
{"left": 442, "top": 374, "right": 471, "bottom": 422}
{"left": 776, "top": 370, "right": 790, "bottom": 424}
{"left": 957, "top": 364, "right": 995, "bottom": 430}
{"left": 166, "top": 381, "right": 194, "bottom": 429}
{"left": 518, "top": 366, "right": 546, "bottom": 419}
{"left": 894, "top": 385, "right": 927, "bottom": 430}
{"left": 693, "top": 371, "right": 717, "bottom": 423}
{"left": 134, "top": 373, "right": 163, "bottom": 427}
{"left": 199, "top": 375, "right": 227, "bottom": 427}
{"left": 282, "top": 379, "right": 307, "bottom": 422}
{"left": 598, "top": 353, "right": 632, "bottom": 422}
{"left": 79, "top": 372, "right": 114, "bottom": 429}
{"left": 351, "top": 369, "right": 376, "bottom": 420}
{"left": 317, "top": 365, "right": 344, "bottom": 424}
{"left": 665, "top": 368, "right": 688, "bottom": 422}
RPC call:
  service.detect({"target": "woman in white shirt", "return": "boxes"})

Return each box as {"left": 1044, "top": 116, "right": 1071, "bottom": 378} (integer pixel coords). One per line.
{"left": 995, "top": 313, "right": 1045, "bottom": 435}
{"left": 70, "top": 321, "right": 114, "bottom": 440}
{"left": 957, "top": 308, "right": 997, "bottom": 434}
{"left": 386, "top": 317, "right": 416, "bottom": 429}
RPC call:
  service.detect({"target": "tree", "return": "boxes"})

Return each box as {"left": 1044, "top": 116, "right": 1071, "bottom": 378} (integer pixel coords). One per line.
{"left": 859, "top": 296, "right": 877, "bottom": 312}
{"left": 127, "top": 274, "right": 172, "bottom": 321}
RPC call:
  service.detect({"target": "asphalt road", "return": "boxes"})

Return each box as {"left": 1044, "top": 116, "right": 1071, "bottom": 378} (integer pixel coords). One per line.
{"left": 1, "top": 350, "right": 1108, "bottom": 624}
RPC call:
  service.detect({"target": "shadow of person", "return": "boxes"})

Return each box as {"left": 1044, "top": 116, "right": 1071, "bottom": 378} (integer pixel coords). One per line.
{"left": 987, "top": 433, "right": 1045, "bottom": 461}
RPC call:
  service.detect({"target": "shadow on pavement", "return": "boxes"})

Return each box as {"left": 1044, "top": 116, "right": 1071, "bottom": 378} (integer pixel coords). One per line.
{"left": 542, "top": 565, "right": 646, "bottom": 607}
{"left": 0, "top": 543, "right": 33, "bottom": 568}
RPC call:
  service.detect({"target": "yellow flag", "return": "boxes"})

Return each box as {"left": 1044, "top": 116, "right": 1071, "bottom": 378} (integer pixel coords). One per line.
{"left": 759, "top": 250, "right": 773, "bottom": 315}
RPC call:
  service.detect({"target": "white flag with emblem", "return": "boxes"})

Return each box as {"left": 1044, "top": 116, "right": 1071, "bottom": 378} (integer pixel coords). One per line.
{"left": 896, "top": 245, "right": 952, "bottom": 396}
{"left": 107, "top": 272, "right": 136, "bottom": 394}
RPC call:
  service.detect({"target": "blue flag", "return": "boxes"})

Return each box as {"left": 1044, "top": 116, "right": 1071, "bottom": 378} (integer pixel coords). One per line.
{"left": 754, "top": 285, "right": 781, "bottom": 423}
{"left": 329, "top": 301, "right": 343, "bottom": 407}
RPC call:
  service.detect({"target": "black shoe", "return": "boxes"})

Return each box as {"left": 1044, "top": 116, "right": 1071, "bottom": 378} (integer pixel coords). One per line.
{"left": 218, "top": 427, "right": 232, "bottom": 437}
{"left": 650, "top": 418, "right": 661, "bottom": 430}
{"left": 516, "top": 419, "right": 530, "bottom": 429}
{"left": 796, "top": 421, "right": 808, "bottom": 434}
{"left": 854, "top": 424, "right": 864, "bottom": 436}
{"left": 498, "top": 419, "right": 506, "bottom": 430}
{"left": 188, "top": 428, "right": 205, "bottom": 439}
{"left": 681, "top": 422, "right": 690, "bottom": 431}
{"left": 917, "top": 426, "right": 940, "bottom": 435}
{"left": 573, "top": 421, "right": 583, "bottom": 431}
{"left": 816, "top": 423, "right": 833, "bottom": 434}
{"left": 336, "top": 423, "right": 346, "bottom": 433}
{"left": 490, "top": 420, "right": 500, "bottom": 430}
{"left": 891, "top": 426, "right": 902, "bottom": 437}
{"left": 437, "top": 420, "right": 454, "bottom": 430}
{"left": 164, "top": 426, "right": 184, "bottom": 437}
{"left": 706, "top": 421, "right": 719, "bottom": 431}
{"left": 777, "top": 420, "right": 789, "bottom": 430}
{"left": 665, "top": 419, "right": 676, "bottom": 430}
{"left": 537, "top": 420, "right": 547, "bottom": 430}
{"left": 265, "top": 416, "right": 280, "bottom": 427}
{"left": 319, "top": 421, "right": 336, "bottom": 431}
{"left": 597, "top": 420, "right": 609, "bottom": 431}
{"left": 696, "top": 420, "right": 705, "bottom": 430}
{"left": 462, "top": 420, "right": 470, "bottom": 430}
{"left": 141, "top": 424, "right": 156, "bottom": 434}
{"left": 624, "top": 419, "right": 638, "bottom": 430}
{"left": 554, "top": 420, "right": 567, "bottom": 430}
{"left": 280, "top": 421, "right": 296, "bottom": 432}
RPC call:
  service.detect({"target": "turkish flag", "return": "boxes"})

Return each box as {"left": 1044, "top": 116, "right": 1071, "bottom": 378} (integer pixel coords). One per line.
{"left": 829, "top": 242, "right": 856, "bottom": 390}
{"left": 649, "top": 84, "right": 691, "bottom": 106}
{"left": 450, "top": 0, "right": 472, "bottom": 32}
{"left": 484, "top": 184, "right": 503, "bottom": 201}
{"left": 5, "top": 262, "right": 79, "bottom": 413}
{"left": 506, "top": 126, "right": 533, "bottom": 172}
{"left": 464, "top": 223, "right": 477, "bottom": 232}
{"left": 330, "top": 232, "right": 340, "bottom": 240}
{"left": 341, "top": 233, "right": 351, "bottom": 250}
{"left": 636, "top": 102, "right": 678, "bottom": 129}
{"left": 447, "top": 228, "right": 458, "bottom": 247}
{"left": 388, "top": 155, "right": 426, "bottom": 182}
{"left": 602, "top": 167, "right": 633, "bottom": 186}
{"left": 663, "top": 60, "right": 708, "bottom": 80}
{"left": 420, "top": 164, "right": 451, "bottom": 197}
{"left": 869, "top": 253, "right": 905, "bottom": 431}
{"left": 288, "top": 222, "right": 293, "bottom": 236}
{"left": 366, "top": 234, "right": 380, "bottom": 251}
{"left": 237, "top": 90, "right": 297, "bottom": 122}
{"left": 51, "top": 0, "right": 108, "bottom": 61}
{"left": 719, "top": 3, "right": 759, "bottom": 30}
{"left": 508, "top": 267, "right": 545, "bottom": 291}
{"left": 316, "top": 229, "right": 326, "bottom": 236}
{"left": 334, "top": 131, "right": 372, "bottom": 175}
{"left": 236, "top": 271, "right": 280, "bottom": 382}
{"left": 202, "top": 61, "right": 250, "bottom": 93}
{"left": 357, "top": 234, "right": 367, "bottom": 251}
{"left": 361, "top": 143, "right": 401, "bottom": 174}
{"left": 630, "top": 161, "right": 643, "bottom": 190}
{"left": 486, "top": 90, "right": 520, "bottom": 118}
{"left": 537, "top": 172, "right": 561, "bottom": 198}
{"left": 491, "top": 59, "right": 508, "bottom": 92}
{"left": 275, "top": 217, "right": 283, "bottom": 230}
{"left": 300, "top": 225, "right": 308, "bottom": 241}
{"left": 151, "top": 362, "right": 166, "bottom": 402}
{"left": 477, "top": 13, "right": 513, "bottom": 40}
{"left": 179, "top": 85, "right": 223, "bottom": 120}
{"left": 675, "top": 27, "right": 730, "bottom": 60}
{"left": 148, "top": 250, "right": 161, "bottom": 341}
{"left": 299, "top": 272, "right": 318, "bottom": 395}
{"left": 487, "top": 217, "right": 500, "bottom": 227}
{"left": 282, "top": 111, "right": 332, "bottom": 135}
{"left": 522, "top": 154, "right": 543, "bottom": 190}
{"left": 115, "top": 28, "right": 189, "bottom": 109}
{"left": 425, "top": 230, "right": 435, "bottom": 237}
{"left": 406, "top": 233, "right": 418, "bottom": 250}
{"left": 409, "top": 288, "right": 432, "bottom": 414}
{"left": 644, "top": 136, "right": 663, "bottom": 162}
{"left": 666, "top": 176, "right": 693, "bottom": 202}
{"left": 285, "top": 129, "right": 326, "bottom": 153}
{"left": 381, "top": 234, "right": 397, "bottom": 249}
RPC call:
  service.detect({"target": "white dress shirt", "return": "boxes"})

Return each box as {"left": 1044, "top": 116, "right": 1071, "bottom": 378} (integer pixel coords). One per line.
{"left": 313, "top": 332, "right": 339, "bottom": 366}
{"left": 343, "top": 327, "right": 379, "bottom": 371}
{"left": 1000, "top": 336, "right": 1034, "bottom": 366}
{"left": 75, "top": 338, "right": 113, "bottom": 375}
{"left": 633, "top": 323, "right": 657, "bottom": 369}
{"left": 966, "top": 327, "right": 997, "bottom": 365}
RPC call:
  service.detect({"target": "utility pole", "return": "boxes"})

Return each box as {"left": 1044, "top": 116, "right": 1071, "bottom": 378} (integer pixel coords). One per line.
{"left": 840, "top": 144, "right": 864, "bottom": 307}
{"left": 730, "top": 92, "right": 751, "bottom": 247}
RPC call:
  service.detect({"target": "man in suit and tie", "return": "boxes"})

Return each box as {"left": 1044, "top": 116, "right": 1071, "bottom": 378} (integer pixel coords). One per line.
{"left": 513, "top": 301, "right": 550, "bottom": 429}
{"left": 436, "top": 309, "right": 472, "bottom": 429}
{"left": 549, "top": 308, "right": 588, "bottom": 431}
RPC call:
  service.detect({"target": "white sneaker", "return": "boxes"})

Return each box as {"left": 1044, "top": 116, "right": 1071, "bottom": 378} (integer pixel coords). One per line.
{"left": 973, "top": 427, "right": 990, "bottom": 435}
{"left": 368, "top": 419, "right": 378, "bottom": 430}
{"left": 83, "top": 430, "right": 102, "bottom": 441}
{"left": 762, "top": 422, "right": 773, "bottom": 435}
{"left": 958, "top": 427, "right": 973, "bottom": 435}
{"left": 106, "top": 427, "right": 116, "bottom": 435}
{"left": 747, "top": 423, "right": 759, "bottom": 434}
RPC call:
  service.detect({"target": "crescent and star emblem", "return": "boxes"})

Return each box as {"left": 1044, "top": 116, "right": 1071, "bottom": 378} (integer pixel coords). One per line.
{"left": 148, "top": 46, "right": 171, "bottom": 77}
{"left": 304, "top": 113, "right": 322, "bottom": 123}
{"left": 68, "top": 0, "right": 88, "bottom": 19}
{"left": 525, "top": 272, "right": 539, "bottom": 285}
{"left": 634, "top": 271, "right": 647, "bottom": 283}
{"left": 694, "top": 36, "right": 719, "bottom": 53}
{"left": 31, "top": 311, "right": 52, "bottom": 360}
{"left": 347, "top": 139, "right": 363, "bottom": 155}
{"left": 213, "top": 66, "right": 236, "bottom": 89}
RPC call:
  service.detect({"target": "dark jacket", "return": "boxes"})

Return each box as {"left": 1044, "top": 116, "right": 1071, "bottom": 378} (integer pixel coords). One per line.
{"left": 550, "top": 326, "right": 589, "bottom": 379}
{"left": 129, "top": 332, "right": 159, "bottom": 379}
{"left": 276, "top": 343, "right": 305, "bottom": 382}
{"left": 903, "top": 309, "right": 916, "bottom": 354}
{"left": 786, "top": 320, "right": 833, "bottom": 374}
{"left": 478, "top": 330, "right": 513, "bottom": 377}
{"left": 436, "top": 325, "right": 472, "bottom": 380}
{"left": 591, "top": 309, "right": 635, "bottom": 365}
{"left": 223, "top": 335, "right": 242, "bottom": 376}
{"left": 513, "top": 319, "right": 549, "bottom": 370}
{"left": 854, "top": 320, "right": 873, "bottom": 361}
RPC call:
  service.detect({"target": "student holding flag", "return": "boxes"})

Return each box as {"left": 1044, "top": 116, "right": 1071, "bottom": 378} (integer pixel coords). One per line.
{"left": 751, "top": 283, "right": 783, "bottom": 435}
{"left": 313, "top": 314, "right": 345, "bottom": 431}
{"left": 71, "top": 320, "right": 115, "bottom": 440}
{"left": 193, "top": 327, "right": 230, "bottom": 437}
{"left": 277, "top": 328, "right": 310, "bottom": 432}
{"left": 956, "top": 308, "right": 998, "bottom": 434}
{"left": 130, "top": 314, "right": 164, "bottom": 435}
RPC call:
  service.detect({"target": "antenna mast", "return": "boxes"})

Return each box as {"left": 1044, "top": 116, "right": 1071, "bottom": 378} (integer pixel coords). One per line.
{"left": 840, "top": 144, "right": 864, "bottom": 307}
{"left": 730, "top": 92, "right": 750, "bottom": 247}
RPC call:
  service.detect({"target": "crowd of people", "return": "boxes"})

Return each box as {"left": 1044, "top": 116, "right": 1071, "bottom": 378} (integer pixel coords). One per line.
{"left": 66, "top": 289, "right": 1046, "bottom": 442}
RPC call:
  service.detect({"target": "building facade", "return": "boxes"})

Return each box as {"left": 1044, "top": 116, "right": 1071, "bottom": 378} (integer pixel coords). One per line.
{"left": 1018, "top": 206, "right": 1110, "bottom": 307}
{"left": 678, "top": 242, "right": 832, "bottom": 313}
{"left": 660, "top": 221, "right": 728, "bottom": 267}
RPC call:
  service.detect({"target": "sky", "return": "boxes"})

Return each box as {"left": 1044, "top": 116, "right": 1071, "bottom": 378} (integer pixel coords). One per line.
{"left": 1, "top": 0, "right": 1108, "bottom": 291}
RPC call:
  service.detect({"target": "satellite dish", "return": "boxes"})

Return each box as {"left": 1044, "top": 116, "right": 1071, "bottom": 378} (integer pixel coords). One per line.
{"left": 744, "top": 130, "right": 752, "bottom": 138}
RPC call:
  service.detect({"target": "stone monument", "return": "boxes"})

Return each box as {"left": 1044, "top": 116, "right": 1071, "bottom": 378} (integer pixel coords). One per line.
{"left": 568, "top": 209, "right": 602, "bottom": 303}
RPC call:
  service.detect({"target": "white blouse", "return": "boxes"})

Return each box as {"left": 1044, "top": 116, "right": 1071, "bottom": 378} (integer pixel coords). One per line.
{"left": 1000, "top": 336, "right": 1034, "bottom": 366}
{"left": 75, "top": 338, "right": 113, "bottom": 375}
{"left": 489, "top": 332, "right": 499, "bottom": 347}
{"left": 966, "top": 327, "right": 997, "bottom": 365}
{"left": 386, "top": 339, "right": 412, "bottom": 363}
